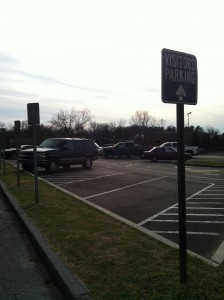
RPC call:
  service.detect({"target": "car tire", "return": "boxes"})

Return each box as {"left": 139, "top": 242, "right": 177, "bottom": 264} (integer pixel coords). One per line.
{"left": 11, "top": 152, "right": 17, "bottom": 160}
{"left": 63, "top": 164, "right": 71, "bottom": 170}
{"left": 151, "top": 156, "right": 157, "bottom": 162}
{"left": 46, "top": 158, "right": 59, "bottom": 173}
{"left": 187, "top": 150, "right": 193, "bottom": 156}
{"left": 139, "top": 153, "right": 144, "bottom": 159}
{"left": 22, "top": 163, "right": 34, "bottom": 172}
{"left": 82, "top": 157, "right": 92, "bottom": 169}
{"left": 106, "top": 152, "right": 113, "bottom": 159}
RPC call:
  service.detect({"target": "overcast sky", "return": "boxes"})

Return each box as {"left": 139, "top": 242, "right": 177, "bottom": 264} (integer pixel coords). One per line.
{"left": 1, "top": 0, "right": 224, "bottom": 133}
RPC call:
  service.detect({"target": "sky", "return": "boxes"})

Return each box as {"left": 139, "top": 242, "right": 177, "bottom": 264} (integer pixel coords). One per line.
{"left": 0, "top": 0, "right": 224, "bottom": 133}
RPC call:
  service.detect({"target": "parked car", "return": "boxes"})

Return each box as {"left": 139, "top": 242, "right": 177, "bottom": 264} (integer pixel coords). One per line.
{"left": 102, "top": 141, "right": 151, "bottom": 159}
{"left": 19, "top": 138, "right": 99, "bottom": 173}
{"left": 160, "top": 142, "right": 198, "bottom": 156}
{"left": 143, "top": 146, "right": 192, "bottom": 162}
{"left": 1, "top": 145, "right": 33, "bottom": 160}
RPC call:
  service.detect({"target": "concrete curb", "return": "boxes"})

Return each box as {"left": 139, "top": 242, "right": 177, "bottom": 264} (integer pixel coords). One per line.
{"left": 0, "top": 180, "right": 91, "bottom": 300}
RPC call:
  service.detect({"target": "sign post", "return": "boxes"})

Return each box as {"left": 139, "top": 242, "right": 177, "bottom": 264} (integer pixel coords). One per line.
{"left": 176, "top": 103, "right": 187, "bottom": 283}
{"left": 161, "top": 48, "right": 198, "bottom": 284}
{"left": 1, "top": 128, "right": 6, "bottom": 174}
{"left": 27, "top": 103, "right": 40, "bottom": 203}
{"left": 15, "top": 120, "right": 21, "bottom": 186}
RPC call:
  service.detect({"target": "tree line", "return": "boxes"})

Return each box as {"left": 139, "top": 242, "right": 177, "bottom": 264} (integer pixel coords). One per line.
{"left": 1, "top": 109, "right": 224, "bottom": 152}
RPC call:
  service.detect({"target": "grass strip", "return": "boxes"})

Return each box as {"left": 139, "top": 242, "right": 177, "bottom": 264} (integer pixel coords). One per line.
{"left": 1, "top": 164, "right": 224, "bottom": 299}
{"left": 185, "top": 159, "right": 224, "bottom": 168}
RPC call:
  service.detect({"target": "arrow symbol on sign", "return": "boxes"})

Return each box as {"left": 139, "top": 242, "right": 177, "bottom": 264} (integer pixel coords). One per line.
{"left": 176, "top": 84, "right": 186, "bottom": 101}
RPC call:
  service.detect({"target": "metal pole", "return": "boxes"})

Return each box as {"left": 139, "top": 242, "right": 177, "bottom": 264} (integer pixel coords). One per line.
{"left": 15, "top": 121, "right": 20, "bottom": 186}
{"left": 0, "top": 132, "right": 1, "bottom": 170}
{"left": 187, "top": 112, "right": 191, "bottom": 145}
{"left": 177, "top": 104, "right": 187, "bottom": 284}
{"left": 1, "top": 128, "right": 6, "bottom": 174}
{"left": 33, "top": 123, "right": 39, "bottom": 203}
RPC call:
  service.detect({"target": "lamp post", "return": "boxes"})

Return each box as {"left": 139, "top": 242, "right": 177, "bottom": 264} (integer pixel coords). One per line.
{"left": 187, "top": 112, "right": 191, "bottom": 145}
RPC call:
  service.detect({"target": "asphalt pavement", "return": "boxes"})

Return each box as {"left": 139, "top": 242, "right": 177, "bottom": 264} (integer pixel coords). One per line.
{"left": 0, "top": 181, "right": 90, "bottom": 300}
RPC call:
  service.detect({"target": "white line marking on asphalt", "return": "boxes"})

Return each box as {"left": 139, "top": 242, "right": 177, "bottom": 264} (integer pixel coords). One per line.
{"left": 153, "top": 231, "right": 220, "bottom": 236}
{"left": 190, "top": 198, "right": 224, "bottom": 200}
{"left": 162, "top": 213, "right": 224, "bottom": 216}
{"left": 150, "top": 219, "right": 224, "bottom": 224}
{"left": 187, "top": 202, "right": 224, "bottom": 205}
{"left": 138, "top": 183, "right": 215, "bottom": 226}
{"left": 187, "top": 184, "right": 215, "bottom": 199}
{"left": 200, "top": 194, "right": 224, "bottom": 195}
{"left": 138, "top": 205, "right": 178, "bottom": 226}
{"left": 43, "top": 171, "right": 137, "bottom": 185}
{"left": 85, "top": 176, "right": 167, "bottom": 199}
{"left": 61, "top": 171, "right": 136, "bottom": 184}
{"left": 173, "top": 207, "right": 224, "bottom": 210}
{"left": 46, "top": 171, "right": 135, "bottom": 184}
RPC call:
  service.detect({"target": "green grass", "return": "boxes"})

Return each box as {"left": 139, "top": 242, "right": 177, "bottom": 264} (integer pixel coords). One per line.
{"left": 185, "top": 159, "right": 224, "bottom": 168}
{"left": 1, "top": 163, "right": 224, "bottom": 299}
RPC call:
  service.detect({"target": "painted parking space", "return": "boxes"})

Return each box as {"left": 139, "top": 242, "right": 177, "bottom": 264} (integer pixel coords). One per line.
{"left": 36, "top": 158, "right": 224, "bottom": 264}
{"left": 139, "top": 183, "right": 224, "bottom": 264}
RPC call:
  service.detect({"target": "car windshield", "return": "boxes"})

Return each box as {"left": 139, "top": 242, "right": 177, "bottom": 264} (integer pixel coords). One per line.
{"left": 39, "top": 139, "right": 66, "bottom": 149}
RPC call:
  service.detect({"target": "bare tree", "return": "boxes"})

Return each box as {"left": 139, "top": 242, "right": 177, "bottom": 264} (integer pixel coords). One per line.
{"left": 75, "top": 108, "right": 92, "bottom": 132}
{"left": 206, "top": 126, "right": 220, "bottom": 136}
{"left": 49, "top": 108, "right": 92, "bottom": 136}
{"left": 130, "top": 111, "right": 153, "bottom": 128}
{"left": 0, "top": 122, "right": 5, "bottom": 128}
{"left": 157, "top": 118, "right": 166, "bottom": 129}
{"left": 20, "top": 121, "right": 28, "bottom": 131}
{"left": 130, "top": 110, "right": 156, "bottom": 138}
{"left": 116, "top": 119, "right": 126, "bottom": 127}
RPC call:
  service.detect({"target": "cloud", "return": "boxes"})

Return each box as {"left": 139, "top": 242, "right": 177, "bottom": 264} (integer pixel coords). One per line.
{"left": 0, "top": 51, "right": 18, "bottom": 65}
{"left": 0, "top": 65, "right": 118, "bottom": 95}
{"left": 143, "top": 87, "right": 160, "bottom": 94}
{"left": 0, "top": 88, "right": 35, "bottom": 98}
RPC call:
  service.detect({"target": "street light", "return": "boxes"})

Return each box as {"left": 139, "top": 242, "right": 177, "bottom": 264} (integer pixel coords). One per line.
{"left": 187, "top": 112, "right": 192, "bottom": 145}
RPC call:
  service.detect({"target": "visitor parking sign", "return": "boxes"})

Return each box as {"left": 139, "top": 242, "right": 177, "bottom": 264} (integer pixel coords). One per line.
{"left": 162, "top": 48, "right": 198, "bottom": 105}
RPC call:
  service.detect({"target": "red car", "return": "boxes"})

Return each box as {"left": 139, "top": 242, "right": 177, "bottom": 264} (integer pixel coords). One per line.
{"left": 143, "top": 146, "right": 191, "bottom": 162}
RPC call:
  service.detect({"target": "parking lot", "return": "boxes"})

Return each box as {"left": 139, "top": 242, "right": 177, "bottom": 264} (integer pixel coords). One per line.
{"left": 36, "top": 157, "right": 224, "bottom": 265}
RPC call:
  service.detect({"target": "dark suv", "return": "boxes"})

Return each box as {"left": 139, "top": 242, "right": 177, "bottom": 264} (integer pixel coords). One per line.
{"left": 19, "top": 138, "right": 99, "bottom": 173}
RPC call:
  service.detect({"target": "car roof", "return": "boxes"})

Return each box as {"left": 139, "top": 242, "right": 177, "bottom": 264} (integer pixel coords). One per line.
{"left": 45, "top": 138, "right": 91, "bottom": 141}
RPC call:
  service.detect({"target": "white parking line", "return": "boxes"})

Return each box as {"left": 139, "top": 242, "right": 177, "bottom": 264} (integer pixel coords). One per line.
{"left": 85, "top": 176, "right": 167, "bottom": 199}
{"left": 138, "top": 204, "right": 177, "bottom": 226}
{"left": 150, "top": 219, "right": 224, "bottom": 224}
{"left": 187, "top": 207, "right": 224, "bottom": 210}
{"left": 68, "top": 171, "right": 136, "bottom": 183}
{"left": 187, "top": 202, "right": 224, "bottom": 204}
{"left": 192, "top": 198, "right": 224, "bottom": 200}
{"left": 138, "top": 184, "right": 214, "bottom": 226}
{"left": 163, "top": 213, "right": 224, "bottom": 216}
{"left": 200, "top": 193, "right": 224, "bottom": 196}
{"left": 153, "top": 231, "right": 220, "bottom": 236}
{"left": 43, "top": 171, "right": 136, "bottom": 185}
